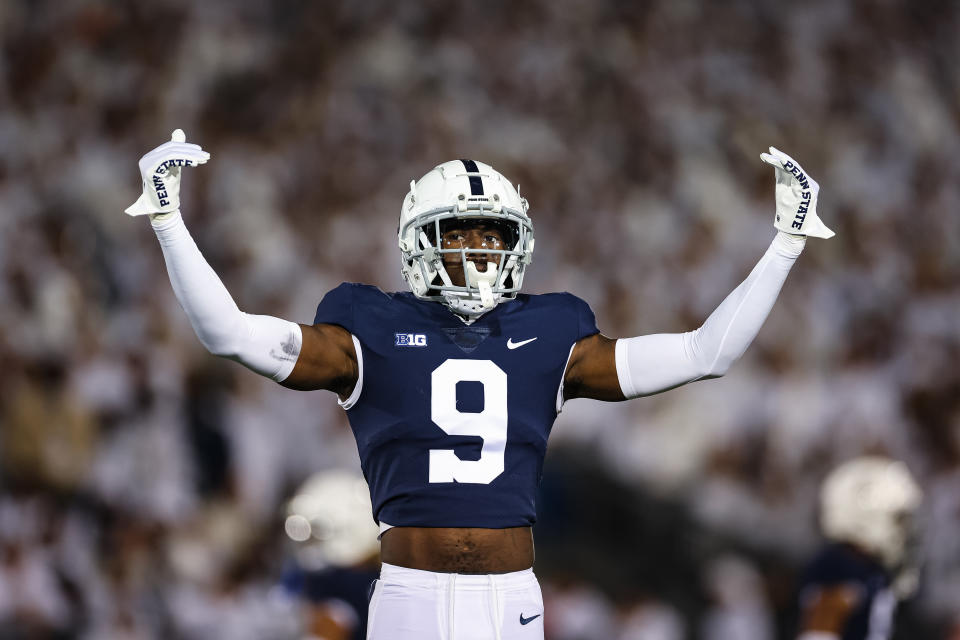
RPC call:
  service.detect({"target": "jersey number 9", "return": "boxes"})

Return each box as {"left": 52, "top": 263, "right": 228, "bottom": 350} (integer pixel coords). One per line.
{"left": 429, "top": 359, "right": 507, "bottom": 484}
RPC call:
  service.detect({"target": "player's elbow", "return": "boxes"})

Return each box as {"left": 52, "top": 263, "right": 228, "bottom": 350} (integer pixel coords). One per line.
{"left": 685, "top": 329, "right": 734, "bottom": 379}
{"left": 703, "top": 361, "right": 730, "bottom": 379}
{"left": 689, "top": 358, "right": 728, "bottom": 381}
{"left": 699, "top": 351, "right": 737, "bottom": 379}
{"left": 199, "top": 333, "right": 242, "bottom": 359}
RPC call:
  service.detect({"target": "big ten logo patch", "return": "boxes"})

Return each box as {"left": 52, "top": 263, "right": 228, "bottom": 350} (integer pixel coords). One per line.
{"left": 396, "top": 333, "right": 428, "bottom": 347}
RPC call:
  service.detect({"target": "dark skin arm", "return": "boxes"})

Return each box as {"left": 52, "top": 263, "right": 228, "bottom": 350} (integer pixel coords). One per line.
{"left": 562, "top": 333, "right": 625, "bottom": 401}
{"left": 799, "top": 584, "right": 860, "bottom": 636}
{"left": 280, "top": 323, "right": 358, "bottom": 399}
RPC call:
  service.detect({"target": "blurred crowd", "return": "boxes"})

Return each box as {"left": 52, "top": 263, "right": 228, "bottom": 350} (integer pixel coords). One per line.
{"left": 1, "top": 0, "right": 959, "bottom": 637}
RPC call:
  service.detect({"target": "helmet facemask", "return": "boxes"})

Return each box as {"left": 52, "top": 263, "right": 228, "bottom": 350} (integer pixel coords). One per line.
{"left": 399, "top": 161, "right": 534, "bottom": 321}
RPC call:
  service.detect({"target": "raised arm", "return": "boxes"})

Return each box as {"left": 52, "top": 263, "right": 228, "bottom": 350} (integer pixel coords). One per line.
{"left": 127, "top": 130, "right": 357, "bottom": 398}
{"left": 565, "top": 147, "right": 834, "bottom": 401}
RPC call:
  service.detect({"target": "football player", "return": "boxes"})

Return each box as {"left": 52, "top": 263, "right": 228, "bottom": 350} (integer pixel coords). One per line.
{"left": 794, "top": 456, "right": 922, "bottom": 640}
{"left": 281, "top": 470, "right": 381, "bottom": 640}
{"left": 127, "top": 130, "right": 833, "bottom": 640}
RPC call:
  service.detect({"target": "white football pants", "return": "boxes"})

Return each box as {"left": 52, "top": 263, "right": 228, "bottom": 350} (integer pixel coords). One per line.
{"left": 366, "top": 563, "right": 545, "bottom": 640}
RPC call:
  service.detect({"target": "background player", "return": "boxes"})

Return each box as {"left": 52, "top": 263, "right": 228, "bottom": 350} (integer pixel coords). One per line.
{"left": 794, "top": 456, "right": 923, "bottom": 640}
{"left": 280, "top": 469, "right": 380, "bottom": 640}
{"left": 127, "top": 130, "right": 832, "bottom": 639}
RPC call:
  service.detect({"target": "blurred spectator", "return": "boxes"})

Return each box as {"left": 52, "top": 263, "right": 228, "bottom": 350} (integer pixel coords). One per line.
{"left": 701, "top": 555, "right": 774, "bottom": 640}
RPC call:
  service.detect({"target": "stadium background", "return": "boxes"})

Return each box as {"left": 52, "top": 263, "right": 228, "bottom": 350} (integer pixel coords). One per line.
{"left": 1, "top": 0, "right": 959, "bottom": 637}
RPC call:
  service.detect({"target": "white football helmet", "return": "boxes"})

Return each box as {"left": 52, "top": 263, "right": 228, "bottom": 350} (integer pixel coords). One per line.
{"left": 398, "top": 159, "right": 534, "bottom": 319}
{"left": 284, "top": 469, "right": 379, "bottom": 569}
{"left": 820, "top": 456, "right": 922, "bottom": 570}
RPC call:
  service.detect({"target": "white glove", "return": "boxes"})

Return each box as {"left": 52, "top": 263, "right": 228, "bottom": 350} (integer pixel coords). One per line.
{"left": 125, "top": 129, "right": 210, "bottom": 217}
{"left": 760, "top": 147, "right": 834, "bottom": 239}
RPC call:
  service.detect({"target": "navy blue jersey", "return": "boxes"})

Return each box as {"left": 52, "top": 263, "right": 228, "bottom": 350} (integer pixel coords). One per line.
{"left": 281, "top": 563, "right": 380, "bottom": 640}
{"left": 797, "top": 543, "right": 897, "bottom": 640}
{"left": 313, "top": 283, "right": 599, "bottom": 528}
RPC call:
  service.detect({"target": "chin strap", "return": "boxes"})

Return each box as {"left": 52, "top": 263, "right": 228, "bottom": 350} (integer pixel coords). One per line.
{"left": 464, "top": 261, "right": 498, "bottom": 309}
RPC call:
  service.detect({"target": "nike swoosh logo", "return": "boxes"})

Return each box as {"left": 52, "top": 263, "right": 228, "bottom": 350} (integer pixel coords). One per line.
{"left": 519, "top": 613, "right": 541, "bottom": 625}
{"left": 507, "top": 337, "right": 538, "bottom": 349}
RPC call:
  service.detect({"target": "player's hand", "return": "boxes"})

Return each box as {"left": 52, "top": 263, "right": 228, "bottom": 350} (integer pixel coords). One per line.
{"left": 760, "top": 147, "right": 834, "bottom": 239}
{"left": 125, "top": 129, "right": 210, "bottom": 218}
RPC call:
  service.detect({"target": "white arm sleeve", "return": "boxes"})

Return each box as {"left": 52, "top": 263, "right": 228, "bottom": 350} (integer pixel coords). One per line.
{"left": 615, "top": 232, "right": 804, "bottom": 398}
{"left": 151, "top": 211, "right": 302, "bottom": 382}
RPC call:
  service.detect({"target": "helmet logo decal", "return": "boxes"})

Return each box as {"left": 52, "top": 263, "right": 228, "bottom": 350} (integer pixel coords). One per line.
{"left": 460, "top": 159, "right": 484, "bottom": 195}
